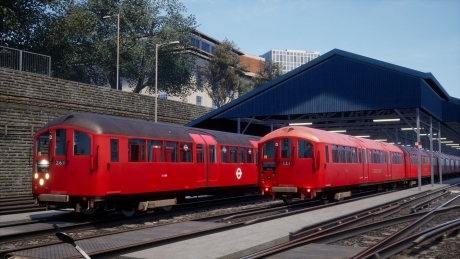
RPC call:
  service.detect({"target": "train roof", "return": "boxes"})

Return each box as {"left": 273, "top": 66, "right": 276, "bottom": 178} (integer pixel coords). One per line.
{"left": 38, "top": 114, "right": 259, "bottom": 146}
{"left": 260, "top": 126, "right": 399, "bottom": 150}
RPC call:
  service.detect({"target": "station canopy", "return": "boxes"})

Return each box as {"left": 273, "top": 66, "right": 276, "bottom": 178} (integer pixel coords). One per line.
{"left": 187, "top": 49, "right": 460, "bottom": 155}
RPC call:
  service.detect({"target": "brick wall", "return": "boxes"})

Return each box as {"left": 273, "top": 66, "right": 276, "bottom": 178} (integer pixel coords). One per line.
{"left": 0, "top": 68, "right": 213, "bottom": 197}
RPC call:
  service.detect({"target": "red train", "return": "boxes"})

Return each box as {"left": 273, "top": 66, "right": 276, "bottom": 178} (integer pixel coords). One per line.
{"left": 259, "top": 126, "right": 460, "bottom": 202}
{"left": 32, "top": 114, "right": 259, "bottom": 216}
{"left": 33, "top": 114, "right": 460, "bottom": 215}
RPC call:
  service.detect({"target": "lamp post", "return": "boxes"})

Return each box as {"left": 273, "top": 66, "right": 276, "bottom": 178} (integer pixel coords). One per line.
{"left": 103, "top": 13, "right": 120, "bottom": 90}
{"left": 155, "top": 41, "right": 179, "bottom": 122}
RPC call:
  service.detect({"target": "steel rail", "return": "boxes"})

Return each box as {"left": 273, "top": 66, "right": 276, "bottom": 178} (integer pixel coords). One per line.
{"left": 410, "top": 191, "right": 452, "bottom": 212}
{"left": 361, "top": 217, "right": 460, "bottom": 259}
{"left": 352, "top": 196, "right": 460, "bottom": 259}
{"left": 238, "top": 186, "right": 459, "bottom": 259}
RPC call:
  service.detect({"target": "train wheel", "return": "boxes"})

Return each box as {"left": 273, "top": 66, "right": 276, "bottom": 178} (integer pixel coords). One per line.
{"left": 118, "top": 203, "right": 136, "bottom": 217}
{"left": 160, "top": 206, "right": 173, "bottom": 211}
{"left": 120, "top": 210, "right": 136, "bottom": 217}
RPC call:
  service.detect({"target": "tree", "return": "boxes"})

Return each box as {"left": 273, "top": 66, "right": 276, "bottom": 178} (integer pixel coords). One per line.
{"left": 200, "top": 39, "right": 248, "bottom": 108}
{"left": 38, "top": 0, "right": 197, "bottom": 97}
{"left": 253, "top": 60, "right": 284, "bottom": 88}
{"left": 0, "top": 0, "right": 62, "bottom": 50}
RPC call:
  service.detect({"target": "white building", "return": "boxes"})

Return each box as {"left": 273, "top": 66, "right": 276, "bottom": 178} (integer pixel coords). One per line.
{"left": 260, "top": 49, "right": 320, "bottom": 74}
{"left": 123, "top": 30, "right": 262, "bottom": 109}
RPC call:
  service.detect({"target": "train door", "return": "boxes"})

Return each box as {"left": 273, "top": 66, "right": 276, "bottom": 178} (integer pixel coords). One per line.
{"left": 349, "top": 138, "right": 367, "bottom": 183}
{"left": 277, "top": 138, "right": 294, "bottom": 186}
{"left": 200, "top": 135, "right": 218, "bottom": 186}
{"left": 67, "top": 130, "right": 93, "bottom": 195}
{"left": 49, "top": 129, "right": 68, "bottom": 193}
{"left": 189, "top": 134, "right": 207, "bottom": 187}
{"left": 361, "top": 148, "right": 369, "bottom": 182}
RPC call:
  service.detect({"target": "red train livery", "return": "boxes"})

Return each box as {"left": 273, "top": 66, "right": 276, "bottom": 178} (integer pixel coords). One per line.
{"left": 259, "top": 126, "right": 460, "bottom": 202}
{"left": 33, "top": 114, "right": 259, "bottom": 216}
{"left": 33, "top": 114, "right": 460, "bottom": 214}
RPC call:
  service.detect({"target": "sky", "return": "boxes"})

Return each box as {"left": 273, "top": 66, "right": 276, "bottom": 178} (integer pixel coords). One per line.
{"left": 182, "top": 0, "right": 460, "bottom": 99}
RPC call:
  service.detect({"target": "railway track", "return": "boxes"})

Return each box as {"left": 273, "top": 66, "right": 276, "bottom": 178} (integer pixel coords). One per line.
{"left": 1, "top": 189, "right": 398, "bottom": 259}
{"left": 0, "top": 195, "right": 45, "bottom": 215}
{"left": 240, "top": 184, "right": 460, "bottom": 259}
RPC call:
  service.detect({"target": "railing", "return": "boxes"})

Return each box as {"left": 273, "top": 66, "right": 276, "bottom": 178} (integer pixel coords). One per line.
{"left": 0, "top": 46, "right": 51, "bottom": 76}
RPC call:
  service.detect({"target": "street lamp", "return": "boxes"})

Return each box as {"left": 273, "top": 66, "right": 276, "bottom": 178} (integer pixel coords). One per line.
{"left": 155, "top": 41, "right": 179, "bottom": 122}
{"left": 103, "top": 13, "right": 120, "bottom": 91}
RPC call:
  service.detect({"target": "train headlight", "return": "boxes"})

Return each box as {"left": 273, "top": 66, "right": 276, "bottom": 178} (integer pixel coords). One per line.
{"left": 39, "top": 160, "right": 49, "bottom": 165}
{"left": 45, "top": 173, "right": 49, "bottom": 179}
{"left": 39, "top": 179, "right": 44, "bottom": 186}
{"left": 34, "top": 173, "right": 38, "bottom": 179}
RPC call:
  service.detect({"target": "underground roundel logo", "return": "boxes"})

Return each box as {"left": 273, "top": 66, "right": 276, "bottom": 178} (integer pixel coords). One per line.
{"left": 236, "top": 168, "right": 242, "bottom": 179}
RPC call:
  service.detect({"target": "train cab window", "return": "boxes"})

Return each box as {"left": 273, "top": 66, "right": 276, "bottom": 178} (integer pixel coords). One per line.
{"left": 262, "top": 140, "right": 276, "bottom": 159}
{"left": 148, "top": 140, "right": 162, "bottom": 162}
{"left": 239, "top": 147, "right": 247, "bottom": 163}
{"left": 36, "top": 132, "right": 50, "bottom": 156}
{"left": 256, "top": 149, "right": 259, "bottom": 164}
{"left": 281, "top": 138, "right": 291, "bottom": 158}
{"left": 298, "top": 140, "right": 313, "bottom": 158}
{"left": 55, "top": 129, "right": 66, "bottom": 155}
{"left": 74, "top": 131, "right": 91, "bottom": 156}
{"left": 339, "top": 146, "right": 345, "bottom": 163}
{"left": 180, "top": 142, "right": 192, "bottom": 163}
{"left": 248, "top": 148, "right": 254, "bottom": 163}
{"left": 196, "top": 144, "right": 204, "bottom": 163}
{"left": 221, "top": 146, "right": 228, "bottom": 163}
{"left": 332, "top": 145, "right": 339, "bottom": 163}
{"left": 209, "top": 145, "right": 216, "bottom": 163}
{"left": 110, "top": 139, "right": 119, "bottom": 162}
{"left": 230, "top": 146, "right": 238, "bottom": 163}
{"left": 325, "top": 145, "right": 329, "bottom": 163}
{"left": 164, "top": 142, "right": 177, "bottom": 162}
{"left": 128, "top": 139, "right": 145, "bottom": 162}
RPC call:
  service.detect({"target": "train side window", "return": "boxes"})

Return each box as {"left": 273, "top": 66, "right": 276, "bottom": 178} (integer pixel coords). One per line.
{"left": 248, "top": 148, "right": 254, "bottom": 163}
{"left": 74, "top": 131, "right": 91, "bottom": 156}
{"left": 262, "top": 140, "right": 276, "bottom": 159}
{"left": 256, "top": 149, "right": 259, "bottom": 164}
{"left": 55, "top": 129, "right": 66, "bottom": 155}
{"left": 239, "top": 147, "right": 247, "bottom": 163}
{"left": 332, "top": 145, "right": 339, "bottom": 163}
{"left": 128, "top": 139, "right": 145, "bottom": 162}
{"left": 325, "top": 145, "right": 329, "bottom": 163}
{"left": 230, "top": 146, "right": 238, "bottom": 163}
{"left": 148, "top": 140, "right": 162, "bottom": 162}
{"left": 221, "top": 146, "right": 228, "bottom": 163}
{"left": 363, "top": 149, "right": 367, "bottom": 164}
{"left": 339, "top": 146, "right": 345, "bottom": 163}
{"left": 36, "top": 132, "right": 50, "bottom": 156}
{"left": 281, "top": 138, "right": 291, "bottom": 158}
{"left": 209, "top": 145, "right": 216, "bottom": 163}
{"left": 358, "top": 148, "right": 362, "bottom": 163}
{"left": 196, "top": 144, "right": 204, "bottom": 163}
{"left": 345, "top": 147, "right": 351, "bottom": 163}
{"left": 110, "top": 139, "right": 119, "bottom": 162}
{"left": 352, "top": 148, "right": 357, "bottom": 163}
{"left": 165, "top": 142, "right": 177, "bottom": 162}
{"left": 368, "top": 149, "right": 373, "bottom": 164}
{"left": 180, "top": 142, "right": 192, "bottom": 163}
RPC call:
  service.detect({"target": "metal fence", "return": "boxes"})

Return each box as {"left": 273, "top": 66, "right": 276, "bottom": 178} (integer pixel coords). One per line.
{"left": 0, "top": 46, "right": 51, "bottom": 76}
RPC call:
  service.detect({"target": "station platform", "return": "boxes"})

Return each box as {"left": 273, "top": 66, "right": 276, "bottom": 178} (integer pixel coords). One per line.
{"left": 0, "top": 209, "right": 73, "bottom": 223}
{"left": 120, "top": 178, "right": 460, "bottom": 259}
